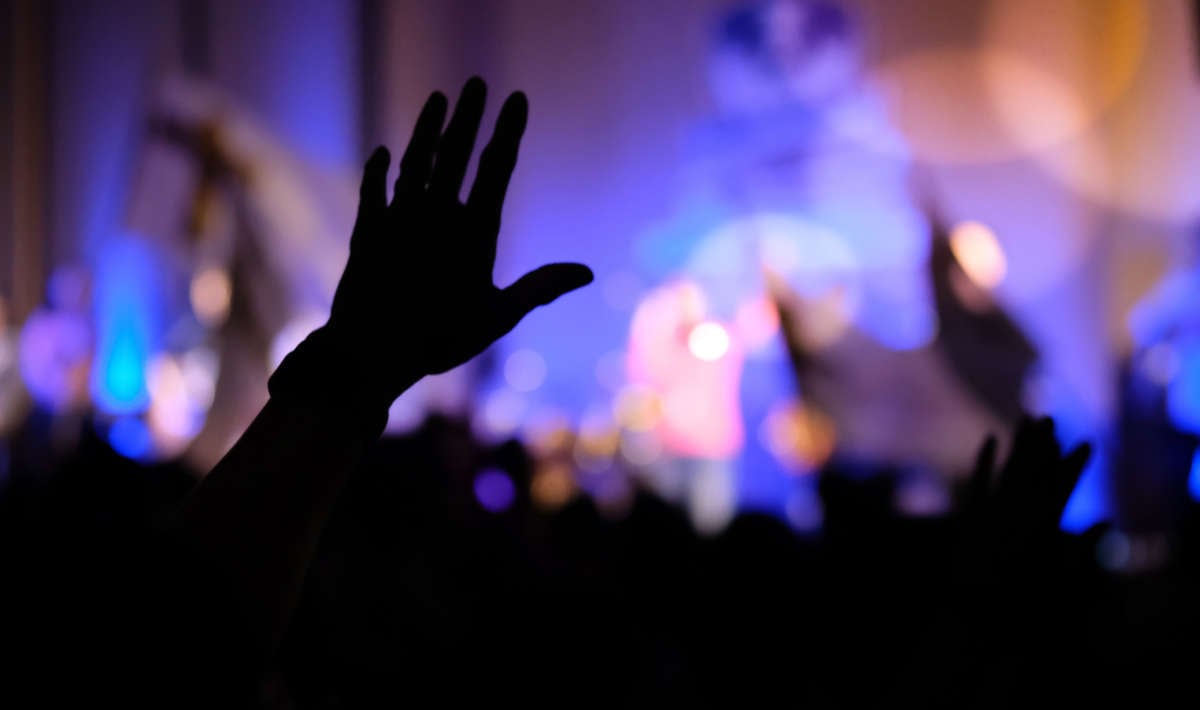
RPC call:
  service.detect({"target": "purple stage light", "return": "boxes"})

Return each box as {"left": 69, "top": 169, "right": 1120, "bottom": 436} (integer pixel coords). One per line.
{"left": 474, "top": 468, "right": 517, "bottom": 513}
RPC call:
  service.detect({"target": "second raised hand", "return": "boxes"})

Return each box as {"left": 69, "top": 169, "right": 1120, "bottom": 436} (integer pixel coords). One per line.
{"left": 324, "top": 77, "right": 594, "bottom": 407}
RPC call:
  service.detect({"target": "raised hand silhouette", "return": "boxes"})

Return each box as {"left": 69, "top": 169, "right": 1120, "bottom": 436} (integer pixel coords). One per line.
{"left": 184, "top": 79, "right": 592, "bottom": 665}
{"left": 931, "top": 418, "right": 1095, "bottom": 705}
{"left": 273, "top": 78, "right": 592, "bottom": 429}
{"left": 965, "top": 416, "right": 1091, "bottom": 548}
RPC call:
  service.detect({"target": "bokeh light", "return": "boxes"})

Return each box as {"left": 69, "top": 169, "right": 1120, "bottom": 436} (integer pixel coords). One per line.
{"left": 687, "top": 321, "right": 731, "bottom": 362}
{"left": 18, "top": 308, "right": 91, "bottom": 413}
{"left": 760, "top": 401, "right": 837, "bottom": 472}
{"left": 146, "top": 353, "right": 203, "bottom": 455}
{"left": 531, "top": 461, "right": 577, "bottom": 511}
{"left": 107, "top": 415, "right": 154, "bottom": 460}
{"left": 619, "top": 430, "right": 664, "bottom": 468}
{"left": 613, "top": 385, "right": 662, "bottom": 433}
{"left": 950, "top": 221, "right": 1007, "bottom": 290}
{"left": 474, "top": 468, "right": 517, "bottom": 513}
{"left": 189, "top": 266, "right": 233, "bottom": 326}
{"left": 504, "top": 348, "right": 547, "bottom": 393}
{"left": 476, "top": 388, "right": 528, "bottom": 440}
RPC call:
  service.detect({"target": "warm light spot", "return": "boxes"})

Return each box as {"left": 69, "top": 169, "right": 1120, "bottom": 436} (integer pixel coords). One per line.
{"left": 147, "top": 354, "right": 186, "bottom": 403}
{"left": 613, "top": 385, "right": 662, "bottom": 432}
{"left": 146, "top": 354, "right": 202, "bottom": 454}
{"left": 761, "top": 401, "right": 837, "bottom": 471}
{"left": 524, "top": 413, "right": 574, "bottom": 458}
{"left": 871, "top": 48, "right": 1090, "bottom": 165}
{"left": 688, "top": 321, "right": 731, "bottom": 362}
{"left": 189, "top": 266, "right": 232, "bottom": 326}
{"left": 789, "top": 285, "right": 857, "bottom": 350}
{"left": 950, "top": 221, "right": 1007, "bottom": 289}
{"left": 504, "top": 348, "right": 547, "bottom": 393}
{"left": 574, "top": 407, "right": 620, "bottom": 472}
{"left": 531, "top": 461, "right": 577, "bottom": 510}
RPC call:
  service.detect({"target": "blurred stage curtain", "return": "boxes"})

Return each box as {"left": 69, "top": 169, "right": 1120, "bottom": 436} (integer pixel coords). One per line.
{"left": 0, "top": 0, "right": 49, "bottom": 323}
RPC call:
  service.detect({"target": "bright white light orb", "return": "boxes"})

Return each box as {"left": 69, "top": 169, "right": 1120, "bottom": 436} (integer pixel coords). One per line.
{"left": 687, "top": 321, "right": 730, "bottom": 362}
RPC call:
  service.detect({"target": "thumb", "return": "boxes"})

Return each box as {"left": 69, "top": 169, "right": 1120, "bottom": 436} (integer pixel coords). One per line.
{"left": 495, "top": 262, "right": 593, "bottom": 335}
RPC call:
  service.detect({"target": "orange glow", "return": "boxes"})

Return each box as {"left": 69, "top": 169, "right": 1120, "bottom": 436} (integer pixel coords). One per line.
{"left": 189, "top": 266, "right": 232, "bottom": 326}
{"left": 761, "top": 401, "right": 837, "bottom": 472}
{"left": 613, "top": 385, "right": 662, "bottom": 433}
{"left": 531, "top": 461, "right": 577, "bottom": 510}
{"left": 950, "top": 221, "right": 1007, "bottom": 289}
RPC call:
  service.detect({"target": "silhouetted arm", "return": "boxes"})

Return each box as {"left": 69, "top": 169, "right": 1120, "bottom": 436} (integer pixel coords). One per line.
{"left": 182, "top": 78, "right": 593, "bottom": 659}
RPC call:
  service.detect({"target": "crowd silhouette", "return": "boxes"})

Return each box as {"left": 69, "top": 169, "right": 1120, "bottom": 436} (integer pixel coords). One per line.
{"left": 4, "top": 78, "right": 1200, "bottom": 708}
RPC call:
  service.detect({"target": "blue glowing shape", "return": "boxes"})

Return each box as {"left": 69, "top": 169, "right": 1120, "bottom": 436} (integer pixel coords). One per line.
{"left": 104, "top": 331, "right": 147, "bottom": 407}
{"left": 474, "top": 469, "right": 517, "bottom": 513}
{"left": 1061, "top": 452, "right": 1107, "bottom": 533}
{"left": 1188, "top": 447, "right": 1200, "bottom": 501}
{"left": 90, "top": 238, "right": 160, "bottom": 414}
{"left": 1167, "top": 344, "right": 1200, "bottom": 435}
{"left": 108, "top": 416, "right": 153, "bottom": 460}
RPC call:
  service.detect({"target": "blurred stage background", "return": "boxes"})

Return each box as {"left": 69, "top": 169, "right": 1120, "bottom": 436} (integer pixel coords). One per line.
{"left": 3, "top": 0, "right": 1200, "bottom": 548}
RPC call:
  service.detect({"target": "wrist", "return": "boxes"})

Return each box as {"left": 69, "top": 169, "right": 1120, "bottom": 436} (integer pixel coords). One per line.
{"left": 267, "top": 325, "right": 421, "bottom": 438}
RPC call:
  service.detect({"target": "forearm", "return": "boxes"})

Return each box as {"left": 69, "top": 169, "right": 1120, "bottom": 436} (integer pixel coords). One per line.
{"left": 181, "top": 395, "right": 379, "bottom": 657}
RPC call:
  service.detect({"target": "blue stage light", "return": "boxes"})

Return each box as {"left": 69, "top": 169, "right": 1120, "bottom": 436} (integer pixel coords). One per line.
{"left": 108, "top": 416, "right": 153, "bottom": 460}
{"left": 90, "top": 238, "right": 160, "bottom": 415}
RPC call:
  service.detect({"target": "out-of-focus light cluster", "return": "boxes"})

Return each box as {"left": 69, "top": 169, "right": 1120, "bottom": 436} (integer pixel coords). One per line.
{"left": 144, "top": 350, "right": 215, "bottom": 457}
{"left": 573, "top": 406, "right": 620, "bottom": 473}
{"left": 613, "top": 385, "right": 661, "bottom": 433}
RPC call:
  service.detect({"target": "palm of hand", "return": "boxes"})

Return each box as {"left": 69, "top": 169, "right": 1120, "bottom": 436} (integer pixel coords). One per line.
{"left": 329, "top": 79, "right": 592, "bottom": 396}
